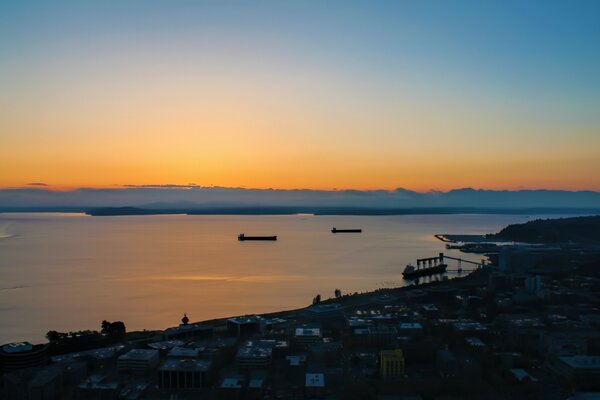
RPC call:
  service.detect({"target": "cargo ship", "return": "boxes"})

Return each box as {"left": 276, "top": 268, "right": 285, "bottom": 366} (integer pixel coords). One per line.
{"left": 238, "top": 234, "right": 277, "bottom": 241}
{"left": 331, "top": 227, "right": 362, "bottom": 233}
{"left": 402, "top": 262, "right": 447, "bottom": 279}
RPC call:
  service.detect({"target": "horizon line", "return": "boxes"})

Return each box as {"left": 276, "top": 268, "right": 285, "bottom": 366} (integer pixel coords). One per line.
{"left": 1, "top": 184, "right": 600, "bottom": 194}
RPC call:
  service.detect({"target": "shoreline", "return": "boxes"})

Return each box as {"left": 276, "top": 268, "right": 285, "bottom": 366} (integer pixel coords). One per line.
{"left": 42, "top": 268, "right": 488, "bottom": 349}
{"left": 2, "top": 207, "right": 599, "bottom": 216}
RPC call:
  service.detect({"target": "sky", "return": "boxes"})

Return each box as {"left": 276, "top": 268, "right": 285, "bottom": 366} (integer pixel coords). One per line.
{"left": 1, "top": 1, "right": 599, "bottom": 192}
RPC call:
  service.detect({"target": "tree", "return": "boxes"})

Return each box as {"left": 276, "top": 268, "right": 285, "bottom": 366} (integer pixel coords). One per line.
{"left": 46, "top": 330, "right": 60, "bottom": 343}
{"left": 335, "top": 288, "right": 342, "bottom": 298}
{"left": 313, "top": 294, "right": 321, "bottom": 304}
{"left": 109, "top": 321, "right": 126, "bottom": 335}
{"left": 101, "top": 320, "right": 126, "bottom": 336}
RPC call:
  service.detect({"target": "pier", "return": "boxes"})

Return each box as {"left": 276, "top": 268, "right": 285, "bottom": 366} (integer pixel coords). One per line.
{"left": 416, "top": 253, "right": 485, "bottom": 272}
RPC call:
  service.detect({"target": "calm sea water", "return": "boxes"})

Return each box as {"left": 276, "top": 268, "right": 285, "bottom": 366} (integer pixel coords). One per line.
{"left": 0, "top": 213, "right": 552, "bottom": 343}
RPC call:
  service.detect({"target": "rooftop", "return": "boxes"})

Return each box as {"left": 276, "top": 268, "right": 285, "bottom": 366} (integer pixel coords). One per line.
{"left": 236, "top": 346, "right": 272, "bottom": 360}
{"left": 399, "top": 322, "right": 423, "bottom": 330}
{"left": 51, "top": 344, "right": 126, "bottom": 363}
{"left": 228, "top": 315, "right": 263, "bottom": 325}
{"left": 286, "top": 355, "right": 307, "bottom": 366}
{"left": 306, "top": 303, "right": 343, "bottom": 314}
{"left": 221, "top": 377, "right": 244, "bottom": 389}
{"left": 295, "top": 325, "right": 322, "bottom": 337}
{"left": 159, "top": 359, "right": 212, "bottom": 372}
{"left": 1, "top": 342, "right": 33, "bottom": 354}
{"left": 118, "top": 349, "right": 158, "bottom": 361}
{"left": 306, "top": 373, "right": 325, "bottom": 388}
{"left": 465, "top": 337, "right": 486, "bottom": 347}
{"left": 147, "top": 340, "right": 184, "bottom": 350}
{"left": 559, "top": 356, "right": 600, "bottom": 370}
{"left": 248, "top": 378, "right": 265, "bottom": 388}
{"left": 167, "top": 346, "right": 204, "bottom": 358}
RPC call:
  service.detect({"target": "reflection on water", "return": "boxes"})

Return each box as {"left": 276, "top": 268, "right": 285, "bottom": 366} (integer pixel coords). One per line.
{"left": 0, "top": 213, "right": 561, "bottom": 343}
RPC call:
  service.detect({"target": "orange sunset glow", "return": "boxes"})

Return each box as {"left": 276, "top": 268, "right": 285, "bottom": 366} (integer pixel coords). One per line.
{"left": 1, "top": 2, "right": 599, "bottom": 192}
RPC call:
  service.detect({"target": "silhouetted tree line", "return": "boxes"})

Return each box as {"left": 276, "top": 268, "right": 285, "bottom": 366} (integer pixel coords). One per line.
{"left": 101, "top": 320, "right": 126, "bottom": 336}
{"left": 45, "top": 329, "right": 98, "bottom": 343}
{"left": 46, "top": 320, "right": 126, "bottom": 343}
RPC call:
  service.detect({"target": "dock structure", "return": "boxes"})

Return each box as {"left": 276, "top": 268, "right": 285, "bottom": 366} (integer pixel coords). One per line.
{"left": 416, "top": 253, "right": 485, "bottom": 271}
{"left": 416, "top": 253, "right": 445, "bottom": 269}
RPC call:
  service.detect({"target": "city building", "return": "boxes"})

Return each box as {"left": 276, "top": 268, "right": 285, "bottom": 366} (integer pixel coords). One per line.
{"left": 158, "top": 359, "right": 213, "bottom": 389}
{"left": 293, "top": 324, "right": 322, "bottom": 348}
{"left": 548, "top": 356, "right": 600, "bottom": 389}
{"left": 219, "top": 374, "right": 245, "bottom": 400}
{"left": 117, "top": 349, "right": 159, "bottom": 376}
{"left": 227, "top": 315, "right": 264, "bottom": 337}
{"left": 0, "top": 342, "right": 47, "bottom": 373}
{"left": 167, "top": 346, "right": 204, "bottom": 359}
{"left": 77, "top": 374, "right": 121, "bottom": 400}
{"left": 379, "top": 349, "right": 405, "bottom": 379}
{"left": 305, "top": 373, "right": 325, "bottom": 398}
{"left": 235, "top": 339, "right": 286, "bottom": 368}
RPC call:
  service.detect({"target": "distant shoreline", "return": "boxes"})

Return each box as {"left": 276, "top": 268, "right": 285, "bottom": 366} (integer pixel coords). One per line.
{"left": 2, "top": 206, "right": 598, "bottom": 217}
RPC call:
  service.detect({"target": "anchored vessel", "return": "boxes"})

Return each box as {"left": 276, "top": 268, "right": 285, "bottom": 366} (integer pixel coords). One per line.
{"left": 402, "top": 262, "right": 447, "bottom": 279}
{"left": 238, "top": 234, "right": 277, "bottom": 241}
{"left": 331, "top": 227, "right": 362, "bottom": 233}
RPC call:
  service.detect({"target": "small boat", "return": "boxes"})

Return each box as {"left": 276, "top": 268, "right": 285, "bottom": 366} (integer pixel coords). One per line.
{"left": 402, "top": 263, "right": 447, "bottom": 279}
{"left": 238, "top": 234, "right": 277, "bottom": 241}
{"left": 331, "top": 227, "right": 362, "bottom": 233}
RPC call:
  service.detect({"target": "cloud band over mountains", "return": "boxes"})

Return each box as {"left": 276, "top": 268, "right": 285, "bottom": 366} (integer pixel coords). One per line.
{"left": 1, "top": 187, "right": 599, "bottom": 211}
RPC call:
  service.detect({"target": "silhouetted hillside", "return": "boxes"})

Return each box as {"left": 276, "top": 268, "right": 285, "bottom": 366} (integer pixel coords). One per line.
{"left": 488, "top": 215, "right": 600, "bottom": 244}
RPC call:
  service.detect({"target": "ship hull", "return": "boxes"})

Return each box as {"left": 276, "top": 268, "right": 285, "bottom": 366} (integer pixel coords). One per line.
{"left": 402, "top": 263, "right": 447, "bottom": 279}
{"left": 238, "top": 235, "right": 277, "bottom": 241}
{"left": 331, "top": 229, "right": 362, "bottom": 233}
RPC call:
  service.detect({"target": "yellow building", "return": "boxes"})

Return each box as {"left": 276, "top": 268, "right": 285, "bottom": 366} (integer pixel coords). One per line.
{"left": 380, "top": 349, "right": 405, "bottom": 378}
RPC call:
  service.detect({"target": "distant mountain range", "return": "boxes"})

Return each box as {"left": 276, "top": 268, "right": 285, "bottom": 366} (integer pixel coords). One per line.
{"left": 1, "top": 187, "right": 599, "bottom": 214}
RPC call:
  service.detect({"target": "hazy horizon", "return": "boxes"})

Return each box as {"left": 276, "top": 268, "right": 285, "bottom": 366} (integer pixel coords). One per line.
{"left": 2, "top": 185, "right": 600, "bottom": 210}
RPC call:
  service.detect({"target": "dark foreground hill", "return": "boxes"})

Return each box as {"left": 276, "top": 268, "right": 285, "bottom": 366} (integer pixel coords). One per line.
{"left": 488, "top": 215, "right": 600, "bottom": 244}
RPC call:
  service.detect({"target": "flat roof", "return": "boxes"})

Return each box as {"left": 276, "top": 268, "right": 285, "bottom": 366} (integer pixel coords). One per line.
{"left": 221, "top": 377, "right": 243, "bottom": 389}
{"left": 399, "top": 322, "right": 423, "bottom": 330}
{"left": 51, "top": 345, "right": 126, "bottom": 363}
{"left": 78, "top": 374, "right": 119, "bottom": 390}
{"left": 118, "top": 349, "right": 158, "bottom": 361}
{"left": 295, "top": 327, "right": 321, "bottom": 337}
{"left": 347, "top": 317, "right": 375, "bottom": 328}
{"left": 228, "top": 315, "right": 263, "bottom": 325}
{"left": 159, "top": 359, "right": 211, "bottom": 372}
{"left": 306, "top": 373, "right": 325, "bottom": 387}
{"left": 453, "top": 321, "right": 488, "bottom": 332}
{"left": 559, "top": 356, "right": 600, "bottom": 370}
{"left": 286, "top": 355, "right": 307, "bottom": 366}
{"left": 466, "top": 337, "right": 486, "bottom": 347}
{"left": 248, "top": 378, "right": 265, "bottom": 388}
{"left": 1, "top": 342, "right": 33, "bottom": 353}
{"left": 147, "top": 340, "right": 184, "bottom": 350}
{"left": 167, "top": 347, "right": 204, "bottom": 358}
{"left": 306, "top": 303, "right": 343, "bottom": 313}
{"left": 236, "top": 346, "right": 272, "bottom": 360}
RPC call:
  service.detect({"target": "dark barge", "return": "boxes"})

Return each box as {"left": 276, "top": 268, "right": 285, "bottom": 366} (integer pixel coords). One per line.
{"left": 238, "top": 234, "right": 277, "bottom": 241}
{"left": 402, "top": 263, "right": 447, "bottom": 279}
{"left": 331, "top": 227, "right": 362, "bottom": 233}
